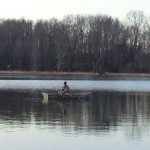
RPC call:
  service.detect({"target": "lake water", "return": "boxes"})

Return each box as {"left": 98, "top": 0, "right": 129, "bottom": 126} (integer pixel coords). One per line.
{"left": 0, "top": 79, "right": 150, "bottom": 150}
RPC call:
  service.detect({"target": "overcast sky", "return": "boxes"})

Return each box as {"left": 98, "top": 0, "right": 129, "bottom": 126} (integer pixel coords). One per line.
{"left": 0, "top": 0, "right": 150, "bottom": 21}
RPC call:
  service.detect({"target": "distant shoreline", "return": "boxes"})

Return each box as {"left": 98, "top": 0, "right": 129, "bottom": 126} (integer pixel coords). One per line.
{"left": 0, "top": 71, "right": 99, "bottom": 80}
{"left": 0, "top": 71, "right": 150, "bottom": 80}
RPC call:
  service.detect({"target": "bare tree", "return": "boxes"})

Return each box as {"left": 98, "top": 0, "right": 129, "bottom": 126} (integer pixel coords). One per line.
{"left": 126, "top": 10, "right": 145, "bottom": 51}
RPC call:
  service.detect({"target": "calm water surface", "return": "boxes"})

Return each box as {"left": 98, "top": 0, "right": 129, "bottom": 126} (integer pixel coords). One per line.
{"left": 0, "top": 79, "right": 150, "bottom": 150}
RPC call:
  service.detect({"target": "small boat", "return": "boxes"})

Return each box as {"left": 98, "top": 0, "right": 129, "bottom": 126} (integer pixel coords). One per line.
{"left": 42, "top": 92, "right": 91, "bottom": 103}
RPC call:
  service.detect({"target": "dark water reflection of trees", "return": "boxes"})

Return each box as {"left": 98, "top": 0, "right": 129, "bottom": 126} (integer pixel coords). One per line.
{"left": 0, "top": 90, "right": 150, "bottom": 138}
{"left": 93, "top": 92, "right": 150, "bottom": 119}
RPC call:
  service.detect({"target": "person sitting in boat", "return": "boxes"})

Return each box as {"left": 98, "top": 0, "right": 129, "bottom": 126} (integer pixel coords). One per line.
{"left": 61, "top": 81, "right": 70, "bottom": 94}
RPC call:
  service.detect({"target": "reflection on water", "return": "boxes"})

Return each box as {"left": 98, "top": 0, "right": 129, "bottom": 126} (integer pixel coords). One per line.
{"left": 92, "top": 92, "right": 150, "bottom": 138}
{"left": 0, "top": 89, "right": 150, "bottom": 149}
{"left": 1, "top": 79, "right": 150, "bottom": 92}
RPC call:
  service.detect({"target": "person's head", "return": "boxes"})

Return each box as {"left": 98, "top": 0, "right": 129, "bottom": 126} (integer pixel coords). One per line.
{"left": 64, "top": 81, "right": 67, "bottom": 85}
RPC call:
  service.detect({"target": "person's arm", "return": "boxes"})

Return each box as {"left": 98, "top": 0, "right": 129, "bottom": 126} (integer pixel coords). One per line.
{"left": 66, "top": 85, "right": 70, "bottom": 92}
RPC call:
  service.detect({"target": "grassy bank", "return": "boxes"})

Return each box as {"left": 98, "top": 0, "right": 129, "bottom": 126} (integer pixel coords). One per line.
{"left": 0, "top": 71, "right": 100, "bottom": 80}
{"left": 0, "top": 71, "right": 150, "bottom": 80}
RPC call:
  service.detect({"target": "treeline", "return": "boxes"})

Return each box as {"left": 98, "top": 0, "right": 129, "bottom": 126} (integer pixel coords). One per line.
{"left": 0, "top": 10, "right": 150, "bottom": 73}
